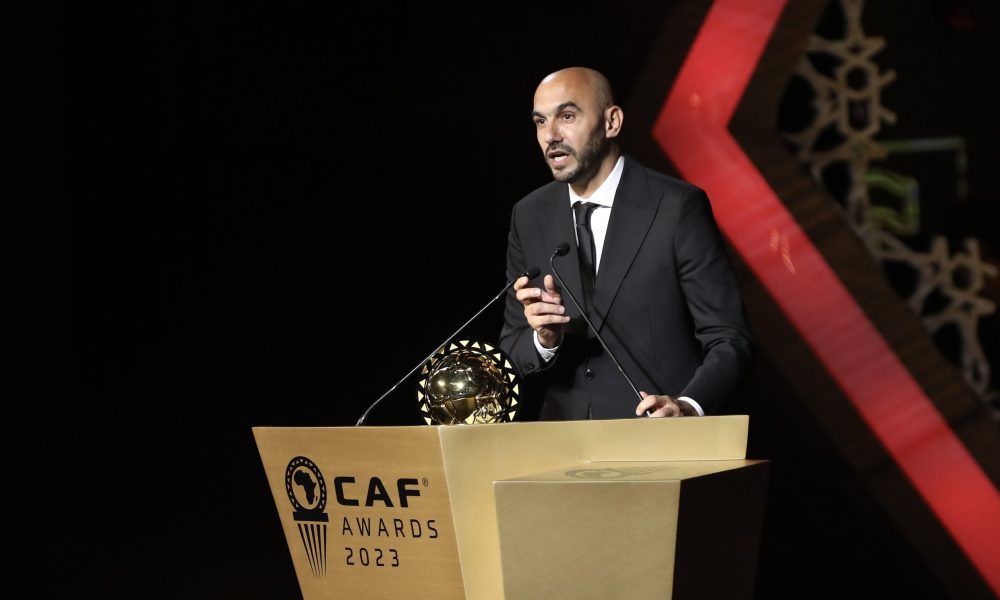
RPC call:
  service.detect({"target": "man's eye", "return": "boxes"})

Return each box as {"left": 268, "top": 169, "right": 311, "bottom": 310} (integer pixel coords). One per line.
{"left": 534, "top": 118, "right": 545, "bottom": 127}
{"left": 561, "top": 113, "right": 575, "bottom": 121}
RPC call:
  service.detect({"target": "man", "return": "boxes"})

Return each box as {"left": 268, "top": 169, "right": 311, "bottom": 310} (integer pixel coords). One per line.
{"left": 500, "top": 67, "right": 753, "bottom": 420}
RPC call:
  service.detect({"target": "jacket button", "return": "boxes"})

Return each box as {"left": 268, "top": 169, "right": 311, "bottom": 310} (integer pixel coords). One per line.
{"left": 524, "top": 361, "right": 536, "bottom": 372}
{"left": 584, "top": 368, "right": 595, "bottom": 380}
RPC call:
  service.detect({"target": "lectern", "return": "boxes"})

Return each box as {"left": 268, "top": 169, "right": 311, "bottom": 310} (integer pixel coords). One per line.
{"left": 254, "top": 417, "right": 768, "bottom": 600}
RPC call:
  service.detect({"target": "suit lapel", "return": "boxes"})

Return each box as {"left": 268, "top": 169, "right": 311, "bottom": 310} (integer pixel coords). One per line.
{"left": 538, "top": 186, "right": 586, "bottom": 317}
{"left": 592, "top": 157, "right": 659, "bottom": 329}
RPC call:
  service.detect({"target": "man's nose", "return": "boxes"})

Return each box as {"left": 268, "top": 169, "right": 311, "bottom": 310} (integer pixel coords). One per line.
{"left": 543, "top": 120, "right": 562, "bottom": 144}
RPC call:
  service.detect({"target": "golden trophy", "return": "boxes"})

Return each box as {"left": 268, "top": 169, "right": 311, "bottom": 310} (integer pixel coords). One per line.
{"left": 417, "top": 340, "right": 520, "bottom": 425}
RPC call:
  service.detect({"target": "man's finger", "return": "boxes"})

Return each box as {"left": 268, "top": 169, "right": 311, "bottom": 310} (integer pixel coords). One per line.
{"left": 544, "top": 274, "right": 560, "bottom": 295}
{"left": 526, "top": 311, "right": 571, "bottom": 329}
{"left": 531, "top": 314, "right": 571, "bottom": 327}
{"left": 516, "top": 287, "right": 543, "bottom": 303}
{"left": 648, "top": 400, "right": 679, "bottom": 418}
{"left": 526, "top": 302, "right": 566, "bottom": 317}
{"left": 635, "top": 392, "right": 657, "bottom": 415}
{"left": 540, "top": 288, "right": 562, "bottom": 304}
{"left": 636, "top": 392, "right": 682, "bottom": 418}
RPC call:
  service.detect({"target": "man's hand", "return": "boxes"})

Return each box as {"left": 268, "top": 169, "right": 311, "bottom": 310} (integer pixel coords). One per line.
{"left": 636, "top": 391, "right": 695, "bottom": 417}
{"left": 514, "top": 273, "right": 570, "bottom": 349}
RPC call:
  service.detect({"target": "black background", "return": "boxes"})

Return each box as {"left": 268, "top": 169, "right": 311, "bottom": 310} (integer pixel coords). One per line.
{"left": 9, "top": 1, "right": 998, "bottom": 597}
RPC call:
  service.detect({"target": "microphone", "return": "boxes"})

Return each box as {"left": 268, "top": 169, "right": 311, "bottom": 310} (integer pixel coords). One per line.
{"left": 549, "top": 243, "right": 651, "bottom": 416}
{"left": 355, "top": 266, "right": 541, "bottom": 426}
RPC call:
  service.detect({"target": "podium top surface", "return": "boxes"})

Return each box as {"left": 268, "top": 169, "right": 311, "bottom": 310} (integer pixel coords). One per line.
{"left": 253, "top": 415, "right": 750, "bottom": 462}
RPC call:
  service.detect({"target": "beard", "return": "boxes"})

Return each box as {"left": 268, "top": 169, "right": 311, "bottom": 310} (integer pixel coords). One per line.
{"left": 548, "top": 121, "right": 610, "bottom": 183}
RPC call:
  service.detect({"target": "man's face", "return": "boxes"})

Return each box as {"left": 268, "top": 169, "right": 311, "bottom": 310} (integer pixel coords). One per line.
{"left": 532, "top": 76, "right": 610, "bottom": 184}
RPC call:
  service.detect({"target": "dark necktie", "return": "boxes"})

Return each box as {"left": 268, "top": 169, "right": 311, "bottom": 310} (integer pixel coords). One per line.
{"left": 573, "top": 201, "right": 598, "bottom": 306}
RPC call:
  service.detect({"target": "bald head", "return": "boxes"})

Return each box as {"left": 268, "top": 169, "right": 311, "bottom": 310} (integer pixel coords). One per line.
{"left": 536, "top": 67, "right": 616, "bottom": 110}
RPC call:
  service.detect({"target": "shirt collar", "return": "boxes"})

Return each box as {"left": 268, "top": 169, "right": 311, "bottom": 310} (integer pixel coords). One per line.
{"left": 568, "top": 154, "right": 625, "bottom": 208}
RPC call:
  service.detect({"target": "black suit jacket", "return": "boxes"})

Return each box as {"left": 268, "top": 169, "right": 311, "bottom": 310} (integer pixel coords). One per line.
{"left": 500, "top": 155, "right": 753, "bottom": 419}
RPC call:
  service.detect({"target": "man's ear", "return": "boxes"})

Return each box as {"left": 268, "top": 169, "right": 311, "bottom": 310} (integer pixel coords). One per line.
{"left": 605, "top": 105, "right": 624, "bottom": 139}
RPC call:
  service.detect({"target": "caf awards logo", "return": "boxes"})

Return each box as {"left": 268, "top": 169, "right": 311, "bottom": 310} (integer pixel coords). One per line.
{"left": 285, "top": 456, "right": 329, "bottom": 577}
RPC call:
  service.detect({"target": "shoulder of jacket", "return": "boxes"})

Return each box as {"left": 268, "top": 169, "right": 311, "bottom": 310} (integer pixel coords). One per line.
{"left": 630, "top": 160, "right": 703, "bottom": 198}
{"left": 514, "top": 179, "right": 564, "bottom": 211}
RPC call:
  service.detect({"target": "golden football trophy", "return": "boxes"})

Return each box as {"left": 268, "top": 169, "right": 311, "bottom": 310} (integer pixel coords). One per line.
{"left": 417, "top": 340, "right": 519, "bottom": 425}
